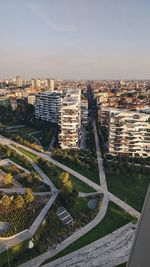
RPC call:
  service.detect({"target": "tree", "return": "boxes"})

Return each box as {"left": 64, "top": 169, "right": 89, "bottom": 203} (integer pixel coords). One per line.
{"left": 24, "top": 188, "right": 35, "bottom": 203}
{"left": 4, "top": 173, "right": 13, "bottom": 185}
{"left": 1, "top": 195, "right": 11, "bottom": 209}
{"left": 14, "top": 195, "right": 24, "bottom": 209}
{"left": 59, "top": 172, "right": 73, "bottom": 192}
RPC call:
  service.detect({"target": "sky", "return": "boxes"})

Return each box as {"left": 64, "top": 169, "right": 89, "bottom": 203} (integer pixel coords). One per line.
{"left": 0, "top": 0, "right": 150, "bottom": 79}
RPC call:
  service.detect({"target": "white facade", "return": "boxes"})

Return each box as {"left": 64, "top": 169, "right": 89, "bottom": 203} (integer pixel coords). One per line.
{"left": 106, "top": 109, "right": 150, "bottom": 157}
{"left": 60, "top": 89, "right": 81, "bottom": 149}
{"left": 16, "top": 76, "right": 23, "bottom": 87}
{"left": 35, "top": 91, "right": 61, "bottom": 123}
{"left": 28, "top": 95, "right": 36, "bottom": 105}
{"left": 81, "top": 99, "right": 88, "bottom": 125}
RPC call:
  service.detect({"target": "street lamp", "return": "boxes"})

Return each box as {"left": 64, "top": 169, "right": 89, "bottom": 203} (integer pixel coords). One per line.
{"left": 6, "top": 246, "right": 10, "bottom": 267}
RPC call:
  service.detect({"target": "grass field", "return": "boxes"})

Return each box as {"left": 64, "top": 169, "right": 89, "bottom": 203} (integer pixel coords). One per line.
{"left": 106, "top": 172, "right": 149, "bottom": 211}
{"left": 53, "top": 158, "right": 100, "bottom": 185}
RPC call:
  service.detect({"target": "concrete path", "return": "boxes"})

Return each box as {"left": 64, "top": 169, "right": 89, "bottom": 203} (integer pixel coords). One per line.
{"left": 93, "top": 121, "right": 107, "bottom": 190}
{"left": 48, "top": 135, "right": 55, "bottom": 151}
{"left": 42, "top": 223, "right": 136, "bottom": 267}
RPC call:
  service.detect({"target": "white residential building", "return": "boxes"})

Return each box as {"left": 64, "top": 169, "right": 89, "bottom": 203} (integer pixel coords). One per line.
{"left": 105, "top": 109, "right": 150, "bottom": 157}
{"left": 34, "top": 91, "right": 62, "bottom": 123}
{"left": 60, "top": 89, "right": 81, "bottom": 149}
{"left": 81, "top": 99, "right": 88, "bottom": 125}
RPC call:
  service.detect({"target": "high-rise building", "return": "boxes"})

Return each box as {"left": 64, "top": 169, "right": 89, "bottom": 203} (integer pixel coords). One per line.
{"left": 31, "top": 78, "right": 41, "bottom": 88}
{"left": 103, "top": 109, "right": 150, "bottom": 157}
{"left": 50, "top": 79, "right": 54, "bottom": 91}
{"left": 60, "top": 89, "right": 81, "bottom": 149}
{"left": 34, "top": 91, "right": 61, "bottom": 123}
{"left": 16, "top": 76, "right": 23, "bottom": 87}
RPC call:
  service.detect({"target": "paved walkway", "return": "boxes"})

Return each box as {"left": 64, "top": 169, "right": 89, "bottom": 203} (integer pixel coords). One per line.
{"left": 93, "top": 121, "right": 107, "bottom": 190}
{"left": 42, "top": 223, "right": 136, "bottom": 267}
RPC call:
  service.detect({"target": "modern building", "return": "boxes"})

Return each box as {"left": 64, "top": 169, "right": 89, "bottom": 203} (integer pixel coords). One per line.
{"left": 81, "top": 99, "right": 88, "bottom": 125}
{"left": 27, "top": 94, "right": 36, "bottom": 105}
{"left": 16, "top": 76, "right": 23, "bottom": 87}
{"left": 34, "top": 91, "right": 62, "bottom": 123}
{"left": 105, "top": 109, "right": 150, "bottom": 157}
{"left": 60, "top": 89, "right": 81, "bottom": 149}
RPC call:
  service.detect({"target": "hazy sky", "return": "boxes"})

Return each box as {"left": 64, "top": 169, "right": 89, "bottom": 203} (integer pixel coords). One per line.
{"left": 0, "top": 0, "right": 150, "bottom": 79}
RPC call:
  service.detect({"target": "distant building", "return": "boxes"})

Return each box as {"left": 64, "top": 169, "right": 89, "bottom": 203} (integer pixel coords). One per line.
{"left": 28, "top": 94, "right": 36, "bottom": 105}
{"left": 50, "top": 79, "right": 54, "bottom": 91}
{"left": 60, "top": 89, "right": 81, "bottom": 149}
{"left": 34, "top": 91, "right": 61, "bottom": 123}
{"left": 16, "top": 76, "right": 23, "bottom": 87}
{"left": 0, "top": 96, "right": 11, "bottom": 108}
{"left": 31, "top": 78, "right": 41, "bottom": 89}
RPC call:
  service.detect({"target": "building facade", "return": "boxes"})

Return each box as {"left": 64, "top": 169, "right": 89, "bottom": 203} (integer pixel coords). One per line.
{"left": 34, "top": 91, "right": 61, "bottom": 123}
{"left": 60, "top": 89, "right": 81, "bottom": 149}
{"left": 106, "top": 109, "right": 150, "bottom": 157}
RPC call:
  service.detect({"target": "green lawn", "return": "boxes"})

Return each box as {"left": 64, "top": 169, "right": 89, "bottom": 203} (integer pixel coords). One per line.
{"left": 17, "top": 126, "right": 39, "bottom": 134}
{"left": 106, "top": 173, "right": 149, "bottom": 211}
{"left": 70, "top": 175, "right": 95, "bottom": 193}
{"left": 33, "top": 129, "right": 54, "bottom": 150}
{"left": 42, "top": 202, "right": 134, "bottom": 265}
{"left": 53, "top": 158, "right": 100, "bottom": 185}
{"left": 17, "top": 147, "right": 38, "bottom": 162}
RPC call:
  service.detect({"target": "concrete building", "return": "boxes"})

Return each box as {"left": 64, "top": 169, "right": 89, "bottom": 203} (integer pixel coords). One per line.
{"left": 60, "top": 89, "right": 81, "bottom": 149}
{"left": 81, "top": 99, "right": 88, "bottom": 125}
{"left": 27, "top": 94, "right": 36, "bottom": 105}
{"left": 31, "top": 78, "right": 41, "bottom": 89}
{"left": 34, "top": 91, "right": 61, "bottom": 123}
{"left": 16, "top": 76, "right": 23, "bottom": 87}
{"left": 105, "top": 109, "right": 150, "bottom": 157}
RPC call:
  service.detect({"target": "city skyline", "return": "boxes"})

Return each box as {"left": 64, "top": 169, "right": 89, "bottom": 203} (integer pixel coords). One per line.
{"left": 0, "top": 0, "right": 150, "bottom": 79}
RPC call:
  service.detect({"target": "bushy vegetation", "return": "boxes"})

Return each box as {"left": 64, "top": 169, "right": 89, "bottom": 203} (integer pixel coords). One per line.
{"left": 0, "top": 144, "right": 33, "bottom": 171}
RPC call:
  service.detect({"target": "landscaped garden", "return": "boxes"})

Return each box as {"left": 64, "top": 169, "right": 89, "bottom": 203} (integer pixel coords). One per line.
{"left": 0, "top": 192, "right": 49, "bottom": 237}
